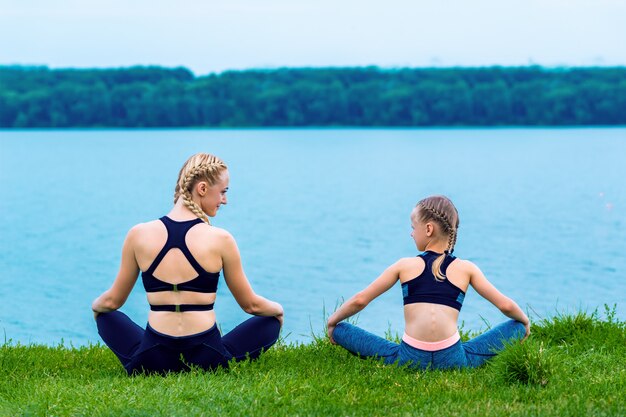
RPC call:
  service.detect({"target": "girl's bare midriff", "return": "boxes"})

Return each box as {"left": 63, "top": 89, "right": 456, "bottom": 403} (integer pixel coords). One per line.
{"left": 400, "top": 257, "right": 469, "bottom": 342}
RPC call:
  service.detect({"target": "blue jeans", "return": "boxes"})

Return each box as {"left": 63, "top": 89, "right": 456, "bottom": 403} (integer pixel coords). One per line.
{"left": 333, "top": 320, "right": 525, "bottom": 370}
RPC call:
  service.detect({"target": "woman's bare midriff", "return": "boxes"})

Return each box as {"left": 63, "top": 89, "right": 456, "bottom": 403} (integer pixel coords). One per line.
{"left": 147, "top": 291, "right": 217, "bottom": 336}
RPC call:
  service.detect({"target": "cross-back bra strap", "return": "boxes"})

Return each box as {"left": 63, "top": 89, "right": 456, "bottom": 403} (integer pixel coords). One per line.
{"left": 145, "top": 216, "right": 204, "bottom": 275}
{"left": 144, "top": 242, "right": 175, "bottom": 275}
{"left": 178, "top": 245, "right": 208, "bottom": 275}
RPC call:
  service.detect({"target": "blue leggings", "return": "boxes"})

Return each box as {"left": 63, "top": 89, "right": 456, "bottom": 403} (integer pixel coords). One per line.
{"left": 96, "top": 311, "right": 280, "bottom": 375}
{"left": 333, "top": 320, "right": 525, "bottom": 370}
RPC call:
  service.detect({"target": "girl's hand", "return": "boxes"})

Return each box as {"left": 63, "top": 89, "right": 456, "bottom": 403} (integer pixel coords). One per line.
{"left": 327, "top": 320, "right": 337, "bottom": 345}
{"left": 522, "top": 321, "right": 531, "bottom": 342}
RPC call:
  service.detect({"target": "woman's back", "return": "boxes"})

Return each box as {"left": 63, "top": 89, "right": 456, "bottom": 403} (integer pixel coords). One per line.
{"left": 133, "top": 216, "right": 228, "bottom": 336}
{"left": 92, "top": 152, "right": 283, "bottom": 375}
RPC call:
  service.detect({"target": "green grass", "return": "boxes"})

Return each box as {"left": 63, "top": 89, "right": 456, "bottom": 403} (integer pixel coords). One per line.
{"left": 1, "top": 308, "right": 625, "bottom": 416}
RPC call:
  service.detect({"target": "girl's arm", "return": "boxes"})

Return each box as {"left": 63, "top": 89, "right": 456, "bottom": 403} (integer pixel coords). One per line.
{"left": 327, "top": 260, "right": 402, "bottom": 343}
{"left": 91, "top": 227, "right": 141, "bottom": 317}
{"left": 467, "top": 261, "right": 530, "bottom": 339}
{"left": 220, "top": 230, "right": 283, "bottom": 325}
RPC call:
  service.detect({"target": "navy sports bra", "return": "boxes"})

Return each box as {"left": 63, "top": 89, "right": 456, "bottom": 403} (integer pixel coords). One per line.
{"left": 401, "top": 251, "right": 465, "bottom": 311}
{"left": 141, "top": 216, "right": 220, "bottom": 312}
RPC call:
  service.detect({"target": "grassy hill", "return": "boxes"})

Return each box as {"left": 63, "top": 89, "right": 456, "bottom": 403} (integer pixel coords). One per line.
{"left": 1, "top": 309, "right": 624, "bottom": 416}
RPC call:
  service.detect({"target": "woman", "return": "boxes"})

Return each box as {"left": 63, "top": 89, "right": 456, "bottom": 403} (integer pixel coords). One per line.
{"left": 327, "top": 195, "right": 529, "bottom": 370}
{"left": 92, "top": 153, "right": 283, "bottom": 375}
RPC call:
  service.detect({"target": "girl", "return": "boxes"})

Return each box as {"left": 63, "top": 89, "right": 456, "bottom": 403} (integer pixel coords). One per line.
{"left": 92, "top": 153, "right": 283, "bottom": 375}
{"left": 327, "top": 195, "right": 529, "bottom": 369}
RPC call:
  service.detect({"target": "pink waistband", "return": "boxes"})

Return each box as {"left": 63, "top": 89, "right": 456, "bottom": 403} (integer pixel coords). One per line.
{"left": 402, "top": 331, "right": 461, "bottom": 351}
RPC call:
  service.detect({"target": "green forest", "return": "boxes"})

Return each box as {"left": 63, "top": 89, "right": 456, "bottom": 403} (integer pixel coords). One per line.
{"left": 1, "top": 65, "right": 625, "bottom": 127}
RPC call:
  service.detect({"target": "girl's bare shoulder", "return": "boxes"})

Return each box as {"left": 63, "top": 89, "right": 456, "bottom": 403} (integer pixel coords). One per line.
{"left": 396, "top": 256, "right": 426, "bottom": 281}
{"left": 397, "top": 256, "right": 424, "bottom": 267}
{"left": 449, "top": 257, "right": 480, "bottom": 274}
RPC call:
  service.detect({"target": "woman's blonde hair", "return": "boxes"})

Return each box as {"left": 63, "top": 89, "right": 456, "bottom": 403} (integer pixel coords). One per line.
{"left": 414, "top": 195, "right": 459, "bottom": 281}
{"left": 173, "top": 153, "right": 228, "bottom": 224}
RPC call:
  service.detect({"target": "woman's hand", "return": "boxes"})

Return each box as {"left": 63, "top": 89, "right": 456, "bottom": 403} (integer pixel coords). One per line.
{"left": 91, "top": 292, "right": 120, "bottom": 319}
{"left": 275, "top": 311, "right": 284, "bottom": 327}
{"left": 91, "top": 297, "right": 107, "bottom": 320}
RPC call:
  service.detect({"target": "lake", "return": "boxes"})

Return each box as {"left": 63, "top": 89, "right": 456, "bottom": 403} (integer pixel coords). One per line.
{"left": 0, "top": 128, "right": 624, "bottom": 345}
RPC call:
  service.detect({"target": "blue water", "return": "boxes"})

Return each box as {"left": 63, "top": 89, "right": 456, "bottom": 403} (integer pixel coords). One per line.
{"left": 0, "top": 128, "right": 625, "bottom": 346}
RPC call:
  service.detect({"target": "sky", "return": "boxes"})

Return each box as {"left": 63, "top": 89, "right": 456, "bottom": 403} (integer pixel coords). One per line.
{"left": 1, "top": 0, "right": 625, "bottom": 75}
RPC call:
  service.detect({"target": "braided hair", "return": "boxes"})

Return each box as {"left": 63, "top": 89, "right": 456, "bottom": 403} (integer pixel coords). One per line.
{"left": 173, "top": 153, "right": 228, "bottom": 225}
{"left": 415, "top": 195, "right": 460, "bottom": 281}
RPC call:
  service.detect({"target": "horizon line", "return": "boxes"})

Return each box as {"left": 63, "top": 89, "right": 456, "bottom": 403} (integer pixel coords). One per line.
{"left": 3, "top": 63, "right": 626, "bottom": 77}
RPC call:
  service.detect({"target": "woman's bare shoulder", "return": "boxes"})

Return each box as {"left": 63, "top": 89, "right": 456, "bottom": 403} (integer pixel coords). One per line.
{"left": 208, "top": 225, "right": 232, "bottom": 237}
{"left": 121, "top": 221, "right": 165, "bottom": 247}
{"left": 186, "top": 224, "right": 236, "bottom": 250}
{"left": 193, "top": 224, "right": 233, "bottom": 240}
{"left": 128, "top": 219, "right": 164, "bottom": 234}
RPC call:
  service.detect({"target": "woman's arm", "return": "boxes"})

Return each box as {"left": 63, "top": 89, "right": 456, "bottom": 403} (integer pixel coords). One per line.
{"left": 91, "top": 227, "right": 141, "bottom": 317}
{"left": 467, "top": 261, "right": 530, "bottom": 339}
{"left": 220, "top": 231, "right": 283, "bottom": 324}
{"left": 326, "top": 260, "right": 402, "bottom": 343}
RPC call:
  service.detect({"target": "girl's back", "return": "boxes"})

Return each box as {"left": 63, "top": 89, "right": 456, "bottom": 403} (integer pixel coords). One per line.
{"left": 399, "top": 254, "right": 471, "bottom": 342}
{"left": 327, "top": 195, "right": 529, "bottom": 370}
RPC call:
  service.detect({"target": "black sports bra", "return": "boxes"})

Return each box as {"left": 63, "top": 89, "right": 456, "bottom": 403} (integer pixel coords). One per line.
{"left": 401, "top": 251, "right": 465, "bottom": 311}
{"left": 141, "top": 216, "right": 219, "bottom": 312}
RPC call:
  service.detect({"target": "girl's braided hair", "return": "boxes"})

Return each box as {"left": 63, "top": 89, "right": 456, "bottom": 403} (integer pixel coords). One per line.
{"left": 415, "top": 195, "right": 459, "bottom": 281}
{"left": 174, "top": 153, "right": 227, "bottom": 225}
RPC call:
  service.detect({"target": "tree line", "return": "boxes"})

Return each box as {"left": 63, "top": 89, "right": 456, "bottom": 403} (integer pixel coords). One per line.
{"left": 1, "top": 65, "right": 625, "bottom": 127}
